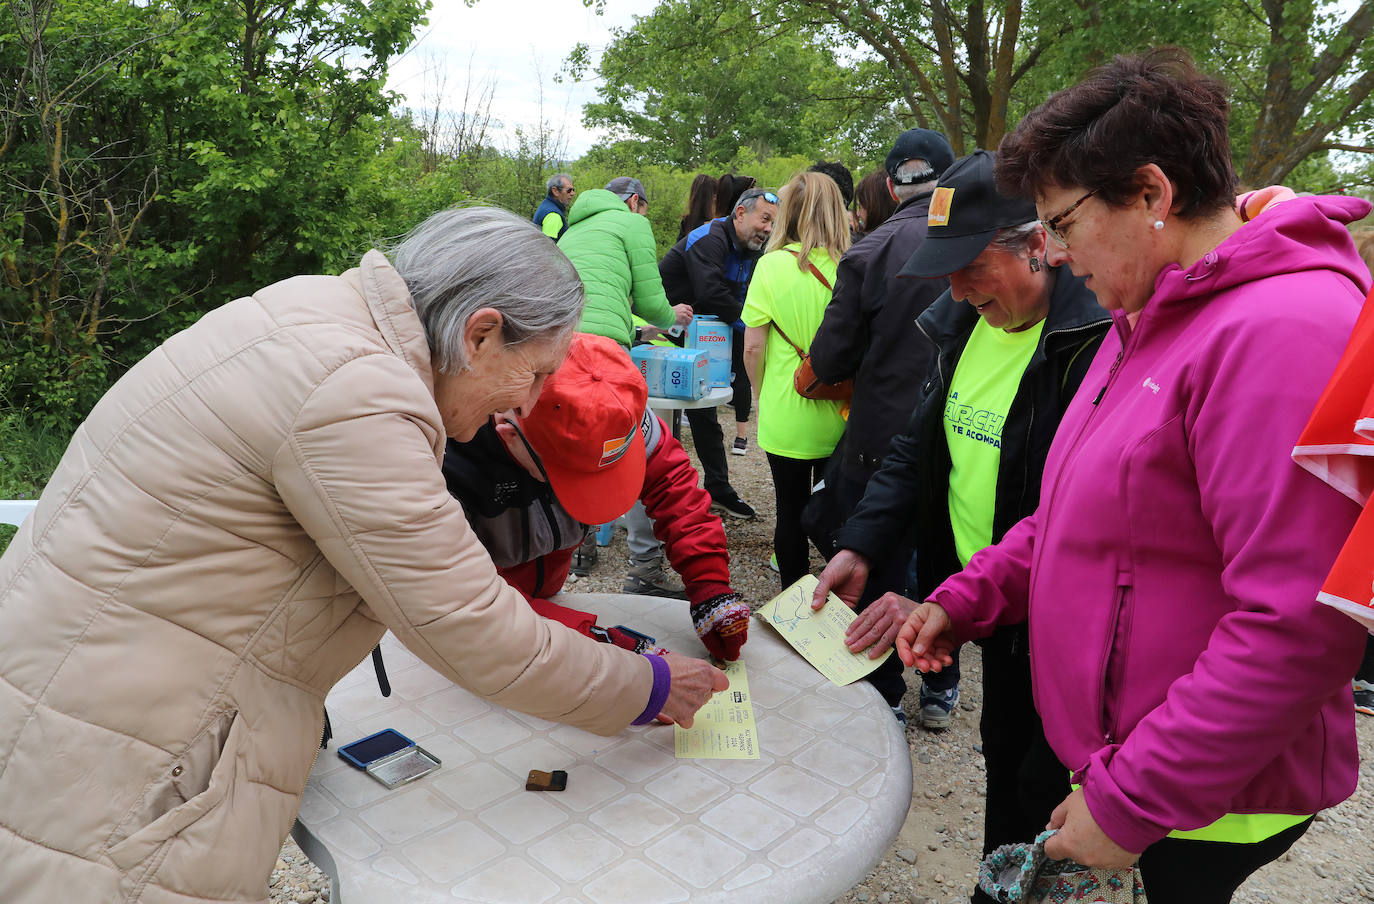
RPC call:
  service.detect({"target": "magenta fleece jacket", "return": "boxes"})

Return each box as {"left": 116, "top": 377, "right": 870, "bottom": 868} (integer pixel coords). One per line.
{"left": 931, "top": 195, "right": 1373, "bottom": 854}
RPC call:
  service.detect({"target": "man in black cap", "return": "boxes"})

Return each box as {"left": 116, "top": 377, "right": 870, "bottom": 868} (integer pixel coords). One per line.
{"left": 805, "top": 128, "right": 954, "bottom": 721}
{"left": 658, "top": 188, "right": 780, "bottom": 521}
{"left": 815, "top": 150, "right": 1108, "bottom": 892}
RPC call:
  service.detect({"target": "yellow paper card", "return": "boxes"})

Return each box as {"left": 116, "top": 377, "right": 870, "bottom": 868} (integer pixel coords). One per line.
{"left": 674, "top": 658, "right": 759, "bottom": 759}
{"left": 756, "top": 574, "right": 893, "bottom": 686}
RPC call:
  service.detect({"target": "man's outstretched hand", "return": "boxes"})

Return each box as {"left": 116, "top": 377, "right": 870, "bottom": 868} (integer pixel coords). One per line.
{"left": 813, "top": 549, "right": 871, "bottom": 610}
{"left": 844, "top": 592, "right": 917, "bottom": 658}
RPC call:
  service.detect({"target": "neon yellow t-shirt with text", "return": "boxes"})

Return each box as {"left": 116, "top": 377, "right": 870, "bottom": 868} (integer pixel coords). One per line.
{"left": 944, "top": 317, "right": 1044, "bottom": 567}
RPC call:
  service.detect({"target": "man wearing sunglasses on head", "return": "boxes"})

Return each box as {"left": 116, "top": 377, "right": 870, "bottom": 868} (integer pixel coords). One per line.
{"left": 658, "top": 187, "right": 780, "bottom": 520}
{"left": 441, "top": 333, "right": 751, "bottom": 663}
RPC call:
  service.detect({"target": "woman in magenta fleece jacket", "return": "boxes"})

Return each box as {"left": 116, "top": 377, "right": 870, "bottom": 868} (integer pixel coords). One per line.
{"left": 896, "top": 49, "right": 1372, "bottom": 902}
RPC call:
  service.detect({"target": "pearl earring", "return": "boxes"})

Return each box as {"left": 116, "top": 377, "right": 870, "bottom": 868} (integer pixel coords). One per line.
{"left": 1029, "top": 256, "right": 1041, "bottom": 272}
{"left": 1153, "top": 220, "right": 1165, "bottom": 231}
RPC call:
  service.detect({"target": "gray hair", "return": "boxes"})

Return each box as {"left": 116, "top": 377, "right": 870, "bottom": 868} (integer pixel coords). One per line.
{"left": 388, "top": 206, "right": 584, "bottom": 374}
{"left": 733, "top": 189, "right": 770, "bottom": 215}
{"left": 988, "top": 221, "right": 1042, "bottom": 255}
{"left": 546, "top": 173, "right": 572, "bottom": 192}
{"left": 892, "top": 159, "right": 937, "bottom": 201}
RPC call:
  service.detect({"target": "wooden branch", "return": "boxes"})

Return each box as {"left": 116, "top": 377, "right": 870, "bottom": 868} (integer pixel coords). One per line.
{"left": 1323, "top": 142, "right": 1374, "bottom": 154}
{"left": 1298, "top": 0, "right": 1374, "bottom": 112}
{"left": 802, "top": 0, "right": 935, "bottom": 124}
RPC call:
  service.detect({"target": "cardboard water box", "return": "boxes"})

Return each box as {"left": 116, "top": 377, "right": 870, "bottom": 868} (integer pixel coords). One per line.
{"left": 687, "top": 315, "right": 732, "bottom": 388}
{"left": 631, "top": 345, "right": 709, "bottom": 400}
{"left": 630, "top": 344, "right": 666, "bottom": 396}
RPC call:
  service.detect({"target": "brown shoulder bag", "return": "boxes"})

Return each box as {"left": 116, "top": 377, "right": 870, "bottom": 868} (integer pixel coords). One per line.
{"left": 773, "top": 251, "right": 853, "bottom": 402}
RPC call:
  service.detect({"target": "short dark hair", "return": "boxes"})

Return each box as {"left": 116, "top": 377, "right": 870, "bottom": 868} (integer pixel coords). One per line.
{"left": 809, "top": 161, "right": 855, "bottom": 207}
{"left": 996, "top": 47, "right": 1237, "bottom": 219}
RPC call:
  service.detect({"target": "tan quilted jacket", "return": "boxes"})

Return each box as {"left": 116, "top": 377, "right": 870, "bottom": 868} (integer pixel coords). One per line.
{"left": 0, "top": 251, "right": 651, "bottom": 903}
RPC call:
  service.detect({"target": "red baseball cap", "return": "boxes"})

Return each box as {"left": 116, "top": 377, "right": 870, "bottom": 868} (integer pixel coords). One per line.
{"left": 519, "top": 333, "right": 648, "bottom": 525}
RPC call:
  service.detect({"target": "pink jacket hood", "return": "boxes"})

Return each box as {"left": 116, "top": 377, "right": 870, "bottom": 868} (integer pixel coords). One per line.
{"left": 1150, "top": 194, "right": 1370, "bottom": 310}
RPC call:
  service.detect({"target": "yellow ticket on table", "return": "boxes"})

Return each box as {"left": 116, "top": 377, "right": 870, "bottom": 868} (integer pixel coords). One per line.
{"left": 674, "top": 658, "right": 758, "bottom": 759}
{"left": 756, "top": 574, "right": 894, "bottom": 686}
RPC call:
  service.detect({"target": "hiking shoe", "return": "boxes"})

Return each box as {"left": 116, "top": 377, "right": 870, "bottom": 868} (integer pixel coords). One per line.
{"left": 623, "top": 560, "right": 688, "bottom": 599}
{"left": 710, "top": 494, "right": 756, "bottom": 520}
{"left": 570, "top": 535, "right": 598, "bottom": 577}
{"left": 919, "top": 686, "right": 958, "bottom": 730}
{"left": 890, "top": 704, "right": 908, "bottom": 726}
{"left": 1356, "top": 679, "right": 1374, "bottom": 717}
{"left": 731, "top": 436, "right": 748, "bottom": 455}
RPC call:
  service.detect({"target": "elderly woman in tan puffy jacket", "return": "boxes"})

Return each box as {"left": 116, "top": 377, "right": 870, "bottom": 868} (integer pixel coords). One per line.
{"left": 0, "top": 207, "right": 726, "bottom": 904}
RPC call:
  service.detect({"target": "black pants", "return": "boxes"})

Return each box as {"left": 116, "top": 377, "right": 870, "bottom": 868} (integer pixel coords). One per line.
{"left": 1138, "top": 816, "right": 1312, "bottom": 902}
{"left": 685, "top": 406, "right": 733, "bottom": 499}
{"left": 969, "top": 625, "right": 1070, "bottom": 904}
{"left": 766, "top": 452, "right": 829, "bottom": 588}
{"left": 1358, "top": 634, "right": 1374, "bottom": 682}
{"left": 683, "top": 333, "right": 752, "bottom": 500}
{"left": 828, "top": 467, "right": 916, "bottom": 707}
{"left": 977, "top": 625, "right": 1068, "bottom": 856}
{"left": 729, "top": 331, "right": 751, "bottom": 422}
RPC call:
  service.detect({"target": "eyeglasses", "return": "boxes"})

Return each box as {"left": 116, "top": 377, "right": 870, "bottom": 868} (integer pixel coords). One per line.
{"left": 1040, "top": 189, "right": 1098, "bottom": 248}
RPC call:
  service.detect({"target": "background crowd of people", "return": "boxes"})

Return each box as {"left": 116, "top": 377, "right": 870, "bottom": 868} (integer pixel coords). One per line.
{"left": 1, "top": 45, "right": 1372, "bottom": 904}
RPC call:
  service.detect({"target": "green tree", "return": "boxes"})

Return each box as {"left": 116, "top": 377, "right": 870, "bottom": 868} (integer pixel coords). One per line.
{"left": 575, "top": 0, "right": 1374, "bottom": 186}
{"left": 0, "top": 0, "right": 430, "bottom": 428}
{"left": 569, "top": 0, "right": 892, "bottom": 168}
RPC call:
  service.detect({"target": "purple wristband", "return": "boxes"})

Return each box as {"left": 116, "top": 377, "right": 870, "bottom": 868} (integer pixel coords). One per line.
{"left": 632, "top": 654, "right": 672, "bottom": 725}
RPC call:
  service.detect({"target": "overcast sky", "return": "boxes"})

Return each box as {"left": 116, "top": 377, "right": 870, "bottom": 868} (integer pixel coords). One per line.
{"left": 386, "top": 0, "right": 661, "bottom": 158}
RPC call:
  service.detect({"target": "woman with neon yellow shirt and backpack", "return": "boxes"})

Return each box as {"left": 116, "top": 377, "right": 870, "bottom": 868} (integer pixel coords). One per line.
{"left": 742, "top": 171, "right": 851, "bottom": 588}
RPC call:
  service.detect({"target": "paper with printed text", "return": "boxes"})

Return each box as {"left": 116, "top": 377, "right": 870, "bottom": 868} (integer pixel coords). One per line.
{"left": 673, "top": 658, "right": 759, "bottom": 759}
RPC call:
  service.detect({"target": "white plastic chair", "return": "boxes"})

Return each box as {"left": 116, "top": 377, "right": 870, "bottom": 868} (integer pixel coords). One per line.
{"left": 0, "top": 500, "right": 38, "bottom": 527}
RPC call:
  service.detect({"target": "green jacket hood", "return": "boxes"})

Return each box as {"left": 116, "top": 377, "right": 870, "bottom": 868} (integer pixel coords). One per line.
{"left": 568, "top": 188, "right": 631, "bottom": 226}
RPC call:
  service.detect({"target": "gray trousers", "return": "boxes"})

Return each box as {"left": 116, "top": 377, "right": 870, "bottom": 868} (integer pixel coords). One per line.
{"left": 623, "top": 500, "right": 662, "bottom": 566}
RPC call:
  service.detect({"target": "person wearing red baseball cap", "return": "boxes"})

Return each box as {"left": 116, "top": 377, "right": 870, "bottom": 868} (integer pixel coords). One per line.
{"left": 443, "top": 333, "right": 751, "bottom": 661}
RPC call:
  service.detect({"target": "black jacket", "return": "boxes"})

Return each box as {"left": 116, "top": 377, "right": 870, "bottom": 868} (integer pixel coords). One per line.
{"left": 658, "top": 217, "right": 760, "bottom": 324}
{"left": 833, "top": 266, "right": 1109, "bottom": 598}
{"left": 808, "top": 194, "right": 948, "bottom": 477}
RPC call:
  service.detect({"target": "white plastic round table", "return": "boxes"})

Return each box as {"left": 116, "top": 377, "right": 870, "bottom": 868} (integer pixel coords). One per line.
{"left": 647, "top": 385, "right": 733, "bottom": 412}
{"left": 293, "top": 592, "right": 912, "bottom": 904}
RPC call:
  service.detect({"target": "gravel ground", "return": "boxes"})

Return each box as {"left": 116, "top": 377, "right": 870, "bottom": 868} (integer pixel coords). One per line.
{"left": 272, "top": 417, "right": 1374, "bottom": 903}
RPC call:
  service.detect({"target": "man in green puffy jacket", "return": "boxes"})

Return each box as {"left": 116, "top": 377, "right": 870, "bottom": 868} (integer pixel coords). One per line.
{"left": 559, "top": 177, "right": 693, "bottom": 347}
{"left": 558, "top": 177, "right": 695, "bottom": 597}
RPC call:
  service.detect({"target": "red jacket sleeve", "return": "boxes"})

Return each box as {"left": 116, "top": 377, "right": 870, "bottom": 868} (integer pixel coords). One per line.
{"left": 639, "top": 418, "right": 734, "bottom": 606}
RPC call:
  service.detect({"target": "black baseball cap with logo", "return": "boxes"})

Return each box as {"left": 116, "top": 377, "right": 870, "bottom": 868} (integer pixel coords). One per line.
{"left": 899, "top": 149, "right": 1038, "bottom": 279}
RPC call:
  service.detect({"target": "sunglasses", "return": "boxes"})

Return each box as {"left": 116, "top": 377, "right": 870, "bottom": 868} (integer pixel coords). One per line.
{"left": 738, "top": 189, "right": 779, "bottom": 205}
{"left": 1040, "top": 188, "right": 1098, "bottom": 248}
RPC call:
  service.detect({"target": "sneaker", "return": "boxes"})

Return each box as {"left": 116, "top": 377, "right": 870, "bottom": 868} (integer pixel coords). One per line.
{"left": 918, "top": 686, "right": 958, "bottom": 730}
{"left": 710, "top": 493, "right": 756, "bottom": 520}
{"left": 623, "top": 559, "right": 688, "bottom": 599}
{"left": 731, "top": 436, "right": 748, "bottom": 455}
{"left": 890, "top": 704, "right": 908, "bottom": 726}
{"left": 768, "top": 552, "right": 779, "bottom": 573}
{"left": 570, "top": 535, "right": 598, "bottom": 577}
{"left": 1355, "top": 679, "right": 1374, "bottom": 717}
